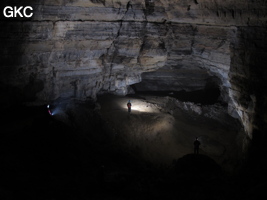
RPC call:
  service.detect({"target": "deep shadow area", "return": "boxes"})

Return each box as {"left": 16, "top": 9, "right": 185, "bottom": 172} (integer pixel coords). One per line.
{"left": 131, "top": 87, "right": 221, "bottom": 105}
{"left": 174, "top": 154, "right": 222, "bottom": 177}
{"left": 0, "top": 103, "right": 265, "bottom": 200}
{"left": 1, "top": 106, "right": 94, "bottom": 199}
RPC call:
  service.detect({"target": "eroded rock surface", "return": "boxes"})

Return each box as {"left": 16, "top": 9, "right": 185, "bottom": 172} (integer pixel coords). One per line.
{"left": 0, "top": 0, "right": 267, "bottom": 146}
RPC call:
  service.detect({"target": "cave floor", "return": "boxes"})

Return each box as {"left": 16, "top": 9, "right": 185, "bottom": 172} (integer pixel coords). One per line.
{"left": 0, "top": 96, "right": 257, "bottom": 200}
{"left": 97, "top": 94, "right": 242, "bottom": 170}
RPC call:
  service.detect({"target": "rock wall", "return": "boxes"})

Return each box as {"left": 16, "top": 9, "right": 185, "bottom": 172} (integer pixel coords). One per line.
{"left": 230, "top": 26, "right": 267, "bottom": 140}
{"left": 1, "top": 0, "right": 267, "bottom": 139}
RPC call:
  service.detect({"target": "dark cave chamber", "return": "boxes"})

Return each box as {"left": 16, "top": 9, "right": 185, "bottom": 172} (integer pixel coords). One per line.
{"left": 131, "top": 71, "right": 221, "bottom": 105}
{"left": 0, "top": 104, "right": 224, "bottom": 200}
{"left": 130, "top": 87, "right": 221, "bottom": 105}
{"left": 0, "top": 1, "right": 266, "bottom": 199}
{"left": 0, "top": 99, "right": 265, "bottom": 200}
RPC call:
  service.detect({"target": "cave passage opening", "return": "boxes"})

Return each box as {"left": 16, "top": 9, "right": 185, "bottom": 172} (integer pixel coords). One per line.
{"left": 130, "top": 71, "right": 221, "bottom": 105}
{"left": 130, "top": 87, "right": 221, "bottom": 105}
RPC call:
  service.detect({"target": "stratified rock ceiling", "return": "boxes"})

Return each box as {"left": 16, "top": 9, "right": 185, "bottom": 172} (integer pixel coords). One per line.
{"left": 1, "top": 0, "right": 267, "bottom": 137}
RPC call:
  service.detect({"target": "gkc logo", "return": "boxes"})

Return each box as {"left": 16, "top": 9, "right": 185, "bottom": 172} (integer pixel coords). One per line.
{"left": 3, "top": 6, "right": 33, "bottom": 18}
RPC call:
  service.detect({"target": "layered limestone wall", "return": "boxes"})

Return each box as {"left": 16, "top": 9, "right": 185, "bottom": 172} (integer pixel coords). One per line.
{"left": 230, "top": 26, "right": 267, "bottom": 140}
{"left": 1, "top": 0, "right": 267, "bottom": 138}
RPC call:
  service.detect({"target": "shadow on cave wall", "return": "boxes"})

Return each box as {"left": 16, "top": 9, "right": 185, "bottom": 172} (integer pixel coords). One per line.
{"left": 0, "top": 0, "right": 41, "bottom": 109}
{"left": 228, "top": 26, "right": 267, "bottom": 200}
{"left": 230, "top": 26, "right": 267, "bottom": 160}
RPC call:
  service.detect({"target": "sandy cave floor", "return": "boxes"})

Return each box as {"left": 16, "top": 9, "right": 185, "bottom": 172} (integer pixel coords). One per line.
{"left": 97, "top": 94, "right": 242, "bottom": 169}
